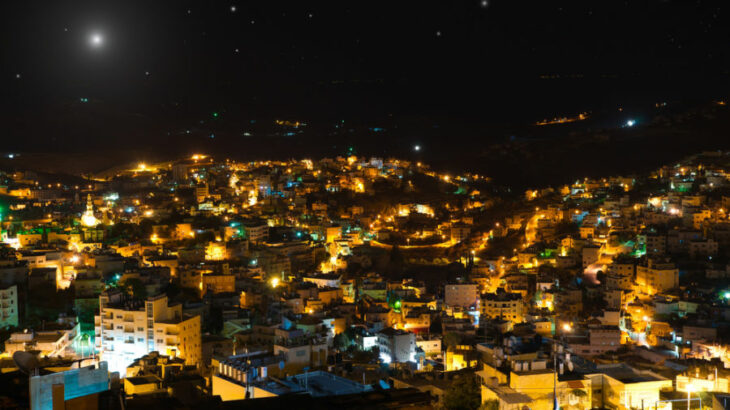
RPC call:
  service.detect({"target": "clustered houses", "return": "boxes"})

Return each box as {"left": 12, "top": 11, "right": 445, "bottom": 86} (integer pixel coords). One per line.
{"left": 7, "top": 152, "right": 730, "bottom": 408}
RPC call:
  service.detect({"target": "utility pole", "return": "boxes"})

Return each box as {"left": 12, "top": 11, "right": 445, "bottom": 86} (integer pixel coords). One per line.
{"left": 553, "top": 349, "right": 558, "bottom": 410}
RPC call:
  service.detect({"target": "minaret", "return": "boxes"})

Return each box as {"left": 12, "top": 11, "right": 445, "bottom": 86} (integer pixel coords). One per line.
{"left": 81, "top": 194, "right": 99, "bottom": 227}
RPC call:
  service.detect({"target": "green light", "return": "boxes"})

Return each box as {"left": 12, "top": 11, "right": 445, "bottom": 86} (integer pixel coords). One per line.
{"left": 212, "top": 112, "right": 219, "bottom": 118}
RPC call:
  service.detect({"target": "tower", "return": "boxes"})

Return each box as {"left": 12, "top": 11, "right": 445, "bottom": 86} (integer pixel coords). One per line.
{"left": 81, "top": 194, "right": 99, "bottom": 227}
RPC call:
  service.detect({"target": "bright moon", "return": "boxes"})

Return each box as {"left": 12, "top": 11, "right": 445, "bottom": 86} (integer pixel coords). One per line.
{"left": 90, "top": 33, "right": 103, "bottom": 47}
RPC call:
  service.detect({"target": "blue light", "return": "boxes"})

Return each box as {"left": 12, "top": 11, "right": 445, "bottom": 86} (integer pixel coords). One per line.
{"left": 626, "top": 119, "right": 636, "bottom": 127}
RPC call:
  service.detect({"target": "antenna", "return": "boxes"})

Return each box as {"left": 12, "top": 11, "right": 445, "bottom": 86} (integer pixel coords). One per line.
{"left": 13, "top": 351, "right": 40, "bottom": 376}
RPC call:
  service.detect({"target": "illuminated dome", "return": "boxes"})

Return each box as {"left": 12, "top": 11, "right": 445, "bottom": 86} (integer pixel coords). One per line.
{"left": 81, "top": 194, "right": 99, "bottom": 227}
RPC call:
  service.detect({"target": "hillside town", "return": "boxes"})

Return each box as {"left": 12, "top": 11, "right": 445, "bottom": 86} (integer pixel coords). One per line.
{"left": 4, "top": 151, "right": 730, "bottom": 409}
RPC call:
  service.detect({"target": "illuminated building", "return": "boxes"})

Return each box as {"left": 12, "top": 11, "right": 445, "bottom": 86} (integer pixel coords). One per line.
{"left": 480, "top": 289, "right": 524, "bottom": 323}
{"left": 636, "top": 258, "right": 679, "bottom": 295}
{"left": 402, "top": 310, "right": 430, "bottom": 333}
{"left": 444, "top": 282, "right": 479, "bottom": 309}
{"left": 80, "top": 194, "right": 99, "bottom": 227}
{"left": 377, "top": 327, "right": 416, "bottom": 363}
{"left": 242, "top": 220, "right": 269, "bottom": 243}
{"left": 213, "top": 360, "right": 365, "bottom": 402}
{"left": 585, "top": 365, "right": 672, "bottom": 410}
{"left": 444, "top": 345, "right": 478, "bottom": 371}
{"left": 302, "top": 273, "right": 342, "bottom": 289}
{"left": 29, "top": 362, "right": 111, "bottom": 410}
{"left": 4, "top": 323, "right": 80, "bottom": 357}
{"left": 201, "top": 272, "right": 236, "bottom": 297}
{"left": 205, "top": 241, "right": 226, "bottom": 261}
{"left": 676, "top": 367, "right": 730, "bottom": 393}
{"left": 95, "top": 290, "right": 201, "bottom": 374}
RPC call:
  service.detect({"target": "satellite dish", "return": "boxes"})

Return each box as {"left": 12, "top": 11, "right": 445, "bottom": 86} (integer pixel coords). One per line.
{"left": 13, "top": 351, "right": 39, "bottom": 375}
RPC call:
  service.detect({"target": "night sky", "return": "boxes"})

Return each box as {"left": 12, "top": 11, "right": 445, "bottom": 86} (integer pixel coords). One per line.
{"left": 1, "top": 0, "right": 728, "bottom": 158}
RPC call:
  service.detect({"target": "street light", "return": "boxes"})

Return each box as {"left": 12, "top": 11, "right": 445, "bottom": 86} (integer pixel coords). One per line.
{"left": 687, "top": 384, "right": 694, "bottom": 410}
{"left": 270, "top": 277, "right": 280, "bottom": 288}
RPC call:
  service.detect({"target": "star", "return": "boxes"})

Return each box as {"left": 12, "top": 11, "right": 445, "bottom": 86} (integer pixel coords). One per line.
{"left": 145, "top": 71, "right": 150, "bottom": 76}
{"left": 250, "top": 20, "right": 255, "bottom": 25}
{"left": 230, "top": 5, "right": 237, "bottom": 13}
{"left": 414, "top": 145, "right": 421, "bottom": 152}
{"left": 480, "top": 0, "right": 488, "bottom": 7}
{"left": 308, "top": 13, "right": 313, "bottom": 18}
{"left": 15, "top": 74, "right": 21, "bottom": 79}
{"left": 234, "top": 48, "right": 240, "bottom": 53}
{"left": 436, "top": 30, "right": 442, "bottom": 37}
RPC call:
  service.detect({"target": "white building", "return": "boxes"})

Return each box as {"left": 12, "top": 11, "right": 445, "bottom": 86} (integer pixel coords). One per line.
{"left": 95, "top": 290, "right": 201, "bottom": 374}
{"left": 4, "top": 325, "right": 79, "bottom": 357}
{"left": 302, "top": 273, "right": 342, "bottom": 289}
{"left": 377, "top": 328, "right": 416, "bottom": 363}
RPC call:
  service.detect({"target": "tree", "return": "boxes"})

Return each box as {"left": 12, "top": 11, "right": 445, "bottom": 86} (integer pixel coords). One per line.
{"left": 333, "top": 332, "right": 351, "bottom": 351}
{"left": 443, "top": 332, "right": 463, "bottom": 348}
{"left": 387, "top": 245, "right": 405, "bottom": 276}
{"left": 207, "top": 306, "right": 224, "bottom": 334}
{"left": 122, "top": 278, "right": 148, "bottom": 300}
{"left": 440, "top": 373, "right": 481, "bottom": 410}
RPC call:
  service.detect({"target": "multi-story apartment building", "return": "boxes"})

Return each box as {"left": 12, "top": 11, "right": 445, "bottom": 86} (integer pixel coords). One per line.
{"left": 606, "top": 257, "right": 636, "bottom": 292}
{"left": 95, "top": 290, "right": 201, "bottom": 373}
{"left": 480, "top": 289, "right": 525, "bottom": 323}
{"left": 377, "top": 328, "right": 416, "bottom": 363}
{"left": 444, "top": 282, "right": 479, "bottom": 309}
{"left": 636, "top": 258, "right": 679, "bottom": 295}
{"left": 0, "top": 285, "right": 19, "bottom": 327}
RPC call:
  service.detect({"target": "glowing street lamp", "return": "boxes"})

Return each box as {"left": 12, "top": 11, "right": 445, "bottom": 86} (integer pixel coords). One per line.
{"left": 270, "top": 277, "right": 280, "bottom": 288}
{"left": 687, "top": 384, "right": 694, "bottom": 410}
